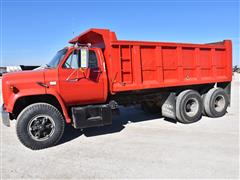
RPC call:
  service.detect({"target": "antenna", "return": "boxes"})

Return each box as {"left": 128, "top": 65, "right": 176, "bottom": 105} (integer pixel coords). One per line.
{"left": 72, "top": 31, "right": 75, "bottom": 47}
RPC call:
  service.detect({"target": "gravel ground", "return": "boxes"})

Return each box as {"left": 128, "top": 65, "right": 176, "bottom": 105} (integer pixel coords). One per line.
{"left": 0, "top": 74, "right": 239, "bottom": 179}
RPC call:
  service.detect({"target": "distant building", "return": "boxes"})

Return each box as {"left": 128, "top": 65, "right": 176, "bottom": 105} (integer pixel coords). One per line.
{"left": 0, "top": 67, "right": 7, "bottom": 75}
{"left": 6, "top": 66, "right": 22, "bottom": 73}
{"left": 0, "top": 65, "right": 40, "bottom": 76}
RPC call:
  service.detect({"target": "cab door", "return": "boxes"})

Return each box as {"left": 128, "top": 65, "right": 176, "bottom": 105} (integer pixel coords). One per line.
{"left": 58, "top": 48, "right": 105, "bottom": 105}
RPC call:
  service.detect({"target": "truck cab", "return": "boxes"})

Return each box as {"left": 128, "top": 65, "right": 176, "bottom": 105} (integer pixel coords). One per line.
{"left": 1, "top": 44, "right": 112, "bottom": 150}
{"left": 2, "top": 45, "right": 109, "bottom": 119}
{"left": 50, "top": 46, "right": 107, "bottom": 105}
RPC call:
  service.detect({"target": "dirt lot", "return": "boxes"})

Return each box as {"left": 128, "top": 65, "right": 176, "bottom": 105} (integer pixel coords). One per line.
{"left": 0, "top": 74, "right": 239, "bottom": 179}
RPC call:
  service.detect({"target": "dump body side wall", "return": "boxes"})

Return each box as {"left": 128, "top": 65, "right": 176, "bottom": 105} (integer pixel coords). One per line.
{"left": 109, "top": 40, "right": 232, "bottom": 93}
{"left": 69, "top": 29, "right": 232, "bottom": 94}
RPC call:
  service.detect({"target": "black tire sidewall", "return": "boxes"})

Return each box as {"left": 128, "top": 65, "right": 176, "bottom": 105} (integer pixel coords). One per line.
{"left": 16, "top": 103, "right": 65, "bottom": 150}
{"left": 208, "top": 89, "right": 229, "bottom": 117}
{"left": 177, "top": 91, "right": 203, "bottom": 123}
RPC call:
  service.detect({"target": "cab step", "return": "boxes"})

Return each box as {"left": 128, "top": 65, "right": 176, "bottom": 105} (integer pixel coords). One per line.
{"left": 71, "top": 104, "right": 112, "bottom": 129}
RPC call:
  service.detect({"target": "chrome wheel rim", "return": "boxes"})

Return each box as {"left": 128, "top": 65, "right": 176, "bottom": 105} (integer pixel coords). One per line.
{"left": 214, "top": 95, "right": 225, "bottom": 112}
{"left": 185, "top": 98, "right": 199, "bottom": 117}
{"left": 27, "top": 115, "right": 55, "bottom": 141}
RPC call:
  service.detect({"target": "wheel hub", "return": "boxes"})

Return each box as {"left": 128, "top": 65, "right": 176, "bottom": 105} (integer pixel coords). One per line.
{"left": 28, "top": 115, "right": 55, "bottom": 141}
{"left": 185, "top": 98, "right": 199, "bottom": 117}
{"left": 214, "top": 95, "right": 225, "bottom": 112}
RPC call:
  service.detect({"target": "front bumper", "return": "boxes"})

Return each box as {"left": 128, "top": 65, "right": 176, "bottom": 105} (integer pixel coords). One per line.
{"left": 1, "top": 104, "right": 10, "bottom": 127}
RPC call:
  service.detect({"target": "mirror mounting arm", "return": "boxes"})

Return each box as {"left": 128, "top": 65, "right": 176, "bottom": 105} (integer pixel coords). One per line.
{"left": 79, "top": 68, "right": 87, "bottom": 78}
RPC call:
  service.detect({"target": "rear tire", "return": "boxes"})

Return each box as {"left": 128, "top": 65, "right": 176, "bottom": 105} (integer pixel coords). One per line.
{"left": 176, "top": 90, "right": 203, "bottom": 124}
{"left": 16, "top": 103, "right": 65, "bottom": 150}
{"left": 203, "top": 88, "right": 229, "bottom": 118}
{"left": 201, "top": 94, "right": 207, "bottom": 116}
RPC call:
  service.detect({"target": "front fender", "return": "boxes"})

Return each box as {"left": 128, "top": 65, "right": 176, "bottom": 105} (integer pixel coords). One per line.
{"left": 46, "top": 89, "right": 71, "bottom": 123}
{"left": 6, "top": 88, "right": 45, "bottom": 112}
{"left": 7, "top": 89, "right": 71, "bottom": 124}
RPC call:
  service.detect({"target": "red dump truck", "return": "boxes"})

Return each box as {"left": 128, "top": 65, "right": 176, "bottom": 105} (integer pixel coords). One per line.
{"left": 1, "top": 29, "right": 232, "bottom": 150}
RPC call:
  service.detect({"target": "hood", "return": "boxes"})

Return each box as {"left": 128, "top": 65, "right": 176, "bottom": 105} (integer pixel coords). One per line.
{"left": 2, "top": 69, "right": 45, "bottom": 87}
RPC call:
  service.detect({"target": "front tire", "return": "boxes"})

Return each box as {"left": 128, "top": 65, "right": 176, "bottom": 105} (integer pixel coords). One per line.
{"left": 16, "top": 103, "right": 65, "bottom": 150}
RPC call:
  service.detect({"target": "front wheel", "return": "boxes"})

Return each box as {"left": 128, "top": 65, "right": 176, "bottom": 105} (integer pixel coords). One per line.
{"left": 16, "top": 103, "right": 65, "bottom": 150}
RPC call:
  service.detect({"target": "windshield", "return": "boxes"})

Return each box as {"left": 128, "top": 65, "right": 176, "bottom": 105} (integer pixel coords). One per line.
{"left": 47, "top": 49, "right": 67, "bottom": 68}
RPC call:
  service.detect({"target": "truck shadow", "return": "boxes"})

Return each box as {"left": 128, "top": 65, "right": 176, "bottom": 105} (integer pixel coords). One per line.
{"left": 58, "top": 106, "right": 177, "bottom": 145}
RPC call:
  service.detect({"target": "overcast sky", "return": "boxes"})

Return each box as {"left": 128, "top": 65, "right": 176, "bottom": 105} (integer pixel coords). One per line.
{"left": 1, "top": 0, "right": 239, "bottom": 66}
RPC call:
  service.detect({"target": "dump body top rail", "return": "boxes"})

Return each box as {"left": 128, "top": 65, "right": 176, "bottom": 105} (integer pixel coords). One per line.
{"left": 70, "top": 29, "right": 232, "bottom": 94}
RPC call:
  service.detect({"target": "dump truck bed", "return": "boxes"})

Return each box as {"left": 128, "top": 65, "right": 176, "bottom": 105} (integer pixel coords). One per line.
{"left": 69, "top": 29, "right": 232, "bottom": 94}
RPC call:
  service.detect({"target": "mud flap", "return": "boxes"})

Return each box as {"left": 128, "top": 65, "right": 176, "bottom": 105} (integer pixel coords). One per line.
{"left": 1, "top": 105, "right": 10, "bottom": 127}
{"left": 161, "top": 93, "right": 176, "bottom": 119}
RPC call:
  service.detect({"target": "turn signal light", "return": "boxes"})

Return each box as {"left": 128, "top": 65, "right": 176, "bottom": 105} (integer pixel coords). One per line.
{"left": 10, "top": 85, "right": 19, "bottom": 94}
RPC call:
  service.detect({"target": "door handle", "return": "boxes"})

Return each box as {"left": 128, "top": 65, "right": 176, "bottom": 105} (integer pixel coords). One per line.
{"left": 93, "top": 69, "right": 102, "bottom": 73}
{"left": 66, "top": 78, "right": 79, "bottom": 82}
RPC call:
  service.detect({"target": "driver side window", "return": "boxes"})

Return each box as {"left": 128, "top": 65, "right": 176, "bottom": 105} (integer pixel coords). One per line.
{"left": 63, "top": 50, "right": 80, "bottom": 69}
{"left": 63, "top": 49, "right": 99, "bottom": 69}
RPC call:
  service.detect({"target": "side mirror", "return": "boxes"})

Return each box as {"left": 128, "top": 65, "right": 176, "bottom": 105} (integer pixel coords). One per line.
{"left": 80, "top": 48, "right": 89, "bottom": 68}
